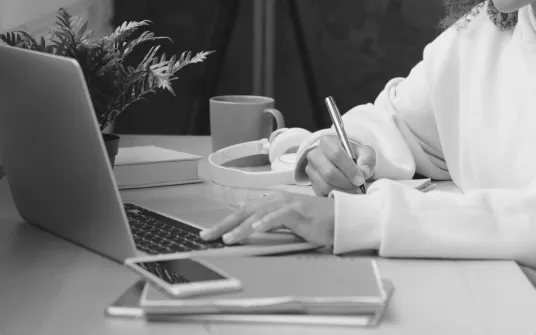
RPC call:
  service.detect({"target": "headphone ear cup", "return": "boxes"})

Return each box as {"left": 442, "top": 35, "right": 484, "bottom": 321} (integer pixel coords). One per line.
{"left": 268, "top": 128, "right": 312, "bottom": 164}
{"left": 269, "top": 128, "right": 289, "bottom": 143}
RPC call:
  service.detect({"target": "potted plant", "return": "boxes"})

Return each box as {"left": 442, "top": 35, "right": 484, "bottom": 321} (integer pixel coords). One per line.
{"left": 0, "top": 8, "right": 213, "bottom": 166}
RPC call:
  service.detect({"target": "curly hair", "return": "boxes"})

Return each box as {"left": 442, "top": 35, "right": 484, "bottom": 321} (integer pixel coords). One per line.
{"left": 440, "top": 0, "right": 518, "bottom": 30}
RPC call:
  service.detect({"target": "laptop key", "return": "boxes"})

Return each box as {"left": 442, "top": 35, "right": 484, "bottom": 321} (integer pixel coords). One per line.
{"left": 165, "top": 244, "right": 187, "bottom": 252}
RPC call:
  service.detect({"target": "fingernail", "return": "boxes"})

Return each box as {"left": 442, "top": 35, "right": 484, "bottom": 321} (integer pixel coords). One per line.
{"left": 352, "top": 175, "right": 365, "bottom": 187}
{"left": 360, "top": 165, "right": 371, "bottom": 178}
{"left": 199, "top": 230, "right": 211, "bottom": 239}
{"left": 252, "top": 220, "right": 263, "bottom": 232}
{"left": 222, "top": 232, "right": 236, "bottom": 244}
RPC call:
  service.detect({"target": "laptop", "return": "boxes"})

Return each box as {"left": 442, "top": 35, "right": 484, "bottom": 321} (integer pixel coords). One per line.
{"left": 0, "top": 45, "right": 320, "bottom": 263}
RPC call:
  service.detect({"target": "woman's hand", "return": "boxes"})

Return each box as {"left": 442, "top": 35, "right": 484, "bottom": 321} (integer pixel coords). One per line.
{"left": 306, "top": 136, "right": 376, "bottom": 197}
{"left": 200, "top": 191, "right": 335, "bottom": 246}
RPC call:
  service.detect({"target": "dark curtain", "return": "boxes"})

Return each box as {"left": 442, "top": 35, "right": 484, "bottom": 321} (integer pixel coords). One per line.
{"left": 112, "top": 0, "right": 444, "bottom": 135}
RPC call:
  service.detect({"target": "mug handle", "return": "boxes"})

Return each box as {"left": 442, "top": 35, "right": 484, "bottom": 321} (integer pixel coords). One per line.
{"left": 263, "top": 108, "right": 285, "bottom": 130}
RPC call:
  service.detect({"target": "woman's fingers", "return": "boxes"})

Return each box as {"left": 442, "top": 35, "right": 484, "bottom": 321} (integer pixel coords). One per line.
{"left": 222, "top": 199, "right": 313, "bottom": 245}
{"left": 306, "top": 149, "right": 356, "bottom": 190}
{"left": 354, "top": 143, "right": 376, "bottom": 180}
{"left": 305, "top": 163, "right": 330, "bottom": 196}
{"left": 221, "top": 205, "right": 269, "bottom": 244}
{"left": 305, "top": 163, "right": 358, "bottom": 196}
{"left": 200, "top": 202, "right": 258, "bottom": 240}
{"left": 252, "top": 206, "right": 311, "bottom": 242}
{"left": 251, "top": 207, "right": 290, "bottom": 233}
{"left": 200, "top": 192, "right": 286, "bottom": 242}
{"left": 204, "top": 191, "right": 336, "bottom": 248}
{"left": 317, "top": 137, "right": 365, "bottom": 187}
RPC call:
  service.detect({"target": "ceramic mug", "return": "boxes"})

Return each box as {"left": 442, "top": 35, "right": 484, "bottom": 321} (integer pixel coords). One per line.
{"left": 209, "top": 95, "right": 285, "bottom": 152}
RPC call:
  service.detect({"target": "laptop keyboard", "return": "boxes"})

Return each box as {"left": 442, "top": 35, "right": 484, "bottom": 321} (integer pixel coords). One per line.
{"left": 124, "top": 203, "right": 225, "bottom": 255}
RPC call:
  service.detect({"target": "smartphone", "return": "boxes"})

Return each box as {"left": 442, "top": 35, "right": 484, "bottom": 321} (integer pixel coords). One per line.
{"left": 105, "top": 280, "right": 145, "bottom": 318}
{"left": 124, "top": 255, "right": 242, "bottom": 298}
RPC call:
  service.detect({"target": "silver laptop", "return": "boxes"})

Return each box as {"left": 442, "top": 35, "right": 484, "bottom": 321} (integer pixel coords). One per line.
{"left": 0, "top": 45, "right": 319, "bottom": 263}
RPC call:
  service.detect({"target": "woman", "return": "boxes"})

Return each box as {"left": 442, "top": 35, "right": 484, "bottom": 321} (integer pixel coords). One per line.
{"left": 201, "top": 0, "right": 536, "bottom": 279}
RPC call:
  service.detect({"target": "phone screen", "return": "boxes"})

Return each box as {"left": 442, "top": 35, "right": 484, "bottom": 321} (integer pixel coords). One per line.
{"left": 135, "top": 259, "right": 228, "bottom": 284}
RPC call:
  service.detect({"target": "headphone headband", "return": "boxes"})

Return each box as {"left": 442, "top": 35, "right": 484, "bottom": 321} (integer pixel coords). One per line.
{"left": 209, "top": 139, "right": 269, "bottom": 166}
{"left": 208, "top": 139, "right": 294, "bottom": 189}
{"left": 208, "top": 128, "right": 313, "bottom": 189}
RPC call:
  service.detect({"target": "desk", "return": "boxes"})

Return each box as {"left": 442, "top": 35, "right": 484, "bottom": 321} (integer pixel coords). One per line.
{"left": 1, "top": 135, "right": 536, "bottom": 335}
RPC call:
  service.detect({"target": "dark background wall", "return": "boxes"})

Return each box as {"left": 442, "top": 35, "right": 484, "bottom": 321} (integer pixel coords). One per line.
{"left": 112, "top": 0, "right": 445, "bottom": 135}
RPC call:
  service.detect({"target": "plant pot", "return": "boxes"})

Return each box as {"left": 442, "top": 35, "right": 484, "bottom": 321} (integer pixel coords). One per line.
{"left": 102, "top": 133, "right": 120, "bottom": 168}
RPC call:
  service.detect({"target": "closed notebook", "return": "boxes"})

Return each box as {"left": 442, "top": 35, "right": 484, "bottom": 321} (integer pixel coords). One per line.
{"left": 105, "top": 280, "right": 394, "bottom": 327}
{"left": 141, "top": 256, "right": 389, "bottom": 316}
{"left": 146, "top": 280, "right": 394, "bottom": 327}
{"left": 113, "top": 146, "right": 202, "bottom": 189}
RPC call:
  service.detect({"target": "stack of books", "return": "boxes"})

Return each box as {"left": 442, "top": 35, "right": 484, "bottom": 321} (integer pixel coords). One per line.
{"left": 117, "top": 256, "right": 394, "bottom": 327}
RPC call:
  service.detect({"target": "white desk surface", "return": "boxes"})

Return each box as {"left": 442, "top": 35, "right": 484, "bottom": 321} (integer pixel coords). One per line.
{"left": 1, "top": 134, "right": 536, "bottom": 335}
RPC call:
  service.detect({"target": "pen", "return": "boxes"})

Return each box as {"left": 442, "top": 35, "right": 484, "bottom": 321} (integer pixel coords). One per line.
{"left": 324, "top": 96, "right": 367, "bottom": 194}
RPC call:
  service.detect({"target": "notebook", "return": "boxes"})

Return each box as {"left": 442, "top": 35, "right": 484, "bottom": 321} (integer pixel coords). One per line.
{"left": 105, "top": 279, "right": 394, "bottom": 327}
{"left": 140, "top": 256, "right": 389, "bottom": 316}
{"left": 269, "top": 178, "right": 436, "bottom": 201}
{"left": 113, "top": 146, "right": 202, "bottom": 189}
{"left": 396, "top": 178, "right": 437, "bottom": 192}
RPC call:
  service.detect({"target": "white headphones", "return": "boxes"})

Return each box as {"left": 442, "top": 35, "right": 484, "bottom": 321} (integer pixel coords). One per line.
{"left": 208, "top": 128, "right": 312, "bottom": 189}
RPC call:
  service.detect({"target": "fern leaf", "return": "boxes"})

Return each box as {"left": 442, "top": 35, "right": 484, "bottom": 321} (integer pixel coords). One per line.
{"left": 81, "top": 28, "right": 94, "bottom": 42}
{"left": 108, "top": 20, "right": 151, "bottom": 43}
{"left": 39, "top": 36, "right": 47, "bottom": 50}
{"left": 53, "top": 30, "right": 73, "bottom": 41}
{"left": 188, "top": 50, "right": 215, "bottom": 63}
{"left": 52, "top": 35, "right": 70, "bottom": 48}
{"left": 168, "top": 55, "right": 177, "bottom": 73}
{"left": 48, "top": 8, "right": 82, "bottom": 57}
{"left": 70, "top": 16, "right": 85, "bottom": 33}
{"left": 167, "top": 86, "right": 176, "bottom": 97}
{"left": 0, "top": 32, "right": 21, "bottom": 46}
{"left": 172, "top": 50, "right": 215, "bottom": 73}
{"left": 76, "top": 21, "right": 89, "bottom": 40}
{"left": 114, "top": 21, "right": 148, "bottom": 36}
{"left": 141, "top": 45, "right": 158, "bottom": 65}
{"left": 15, "top": 31, "right": 39, "bottom": 48}
{"left": 55, "top": 8, "right": 73, "bottom": 30}
{"left": 0, "top": 31, "right": 43, "bottom": 50}
{"left": 119, "top": 32, "right": 170, "bottom": 60}
{"left": 154, "top": 75, "right": 173, "bottom": 92}
{"left": 127, "top": 66, "right": 136, "bottom": 75}
{"left": 181, "top": 51, "right": 191, "bottom": 63}
{"left": 126, "top": 71, "right": 146, "bottom": 84}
